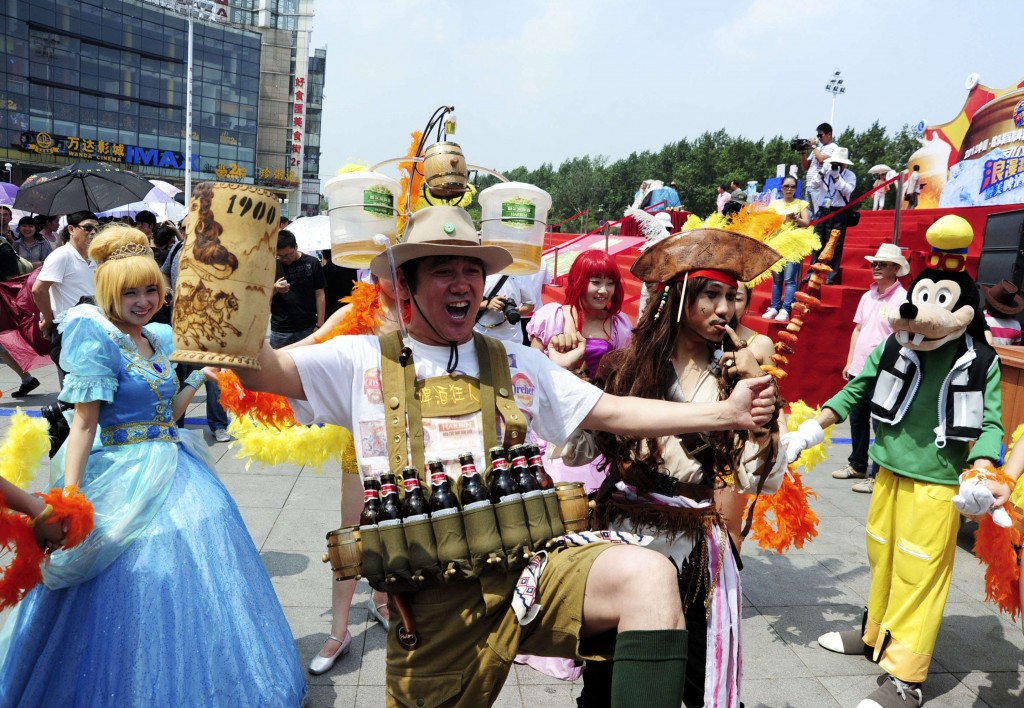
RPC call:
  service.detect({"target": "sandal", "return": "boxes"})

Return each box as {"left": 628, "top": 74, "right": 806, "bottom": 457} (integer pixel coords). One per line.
{"left": 308, "top": 632, "right": 351, "bottom": 675}
{"left": 368, "top": 596, "right": 390, "bottom": 631}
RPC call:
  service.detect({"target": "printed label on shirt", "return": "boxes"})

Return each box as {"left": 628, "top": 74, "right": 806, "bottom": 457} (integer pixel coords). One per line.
{"left": 359, "top": 420, "right": 388, "bottom": 458}
{"left": 511, "top": 372, "right": 535, "bottom": 408}
{"left": 363, "top": 368, "right": 383, "bottom": 405}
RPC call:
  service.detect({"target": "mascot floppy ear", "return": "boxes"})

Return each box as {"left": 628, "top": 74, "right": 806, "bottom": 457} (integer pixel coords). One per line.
{"left": 888, "top": 215, "right": 989, "bottom": 351}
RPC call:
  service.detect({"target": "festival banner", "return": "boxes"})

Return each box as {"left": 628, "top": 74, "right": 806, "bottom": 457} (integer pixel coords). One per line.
{"left": 914, "top": 76, "right": 1024, "bottom": 209}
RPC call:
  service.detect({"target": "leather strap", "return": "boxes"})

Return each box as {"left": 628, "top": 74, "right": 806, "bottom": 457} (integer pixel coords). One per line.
{"left": 379, "top": 331, "right": 528, "bottom": 475}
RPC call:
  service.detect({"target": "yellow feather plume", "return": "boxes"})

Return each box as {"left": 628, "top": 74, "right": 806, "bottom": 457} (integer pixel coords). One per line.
{"left": 226, "top": 416, "right": 356, "bottom": 474}
{"left": 786, "top": 400, "right": 833, "bottom": 473}
{"left": 1006, "top": 424, "right": 1024, "bottom": 511}
{"left": 338, "top": 163, "right": 369, "bottom": 175}
{"left": 0, "top": 409, "right": 52, "bottom": 489}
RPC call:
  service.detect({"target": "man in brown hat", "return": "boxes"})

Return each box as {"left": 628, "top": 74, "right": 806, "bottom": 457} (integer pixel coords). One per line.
{"left": 982, "top": 279, "right": 1024, "bottom": 346}
{"left": 232, "top": 205, "right": 777, "bottom": 708}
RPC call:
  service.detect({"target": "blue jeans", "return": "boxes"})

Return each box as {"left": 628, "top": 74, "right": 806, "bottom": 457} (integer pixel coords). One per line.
{"left": 770, "top": 261, "right": 801, "bottom": 312}
{"left": 205, "top": 378, "right": 228, "bottom": 432}
{"left": 269, "top": 327, "right": 315, "bottom": 350}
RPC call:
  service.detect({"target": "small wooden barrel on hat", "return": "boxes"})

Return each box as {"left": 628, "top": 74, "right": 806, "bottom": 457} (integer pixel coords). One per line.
{"left": 322, "top": 526, "right": 363, "bottom": 582}
{"left": 422, "top": 141, "right": 468, "bottom": 198}
{"left": 555, "top": 482, "right": 590, "bottom": 533}
{"left": 171, "top": 182, "right": 278, "bottom": 370}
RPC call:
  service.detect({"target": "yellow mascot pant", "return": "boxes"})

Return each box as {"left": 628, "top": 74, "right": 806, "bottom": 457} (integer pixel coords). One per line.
{"left": 862, "top": 467, "right": 960, "bottom": 683}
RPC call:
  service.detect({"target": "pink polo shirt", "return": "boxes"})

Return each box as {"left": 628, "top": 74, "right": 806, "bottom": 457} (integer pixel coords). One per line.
{"left": 850, "top": 280, "right": 908, "bottom": 376}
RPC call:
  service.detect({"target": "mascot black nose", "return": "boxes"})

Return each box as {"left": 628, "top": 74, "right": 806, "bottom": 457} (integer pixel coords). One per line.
{"left": 899, "top": 302, "right": 918, "bottom": 320}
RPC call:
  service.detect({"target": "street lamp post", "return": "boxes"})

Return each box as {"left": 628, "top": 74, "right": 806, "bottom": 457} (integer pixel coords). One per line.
{"left": 825, "top": 70, "right": 846, "bottom": 126}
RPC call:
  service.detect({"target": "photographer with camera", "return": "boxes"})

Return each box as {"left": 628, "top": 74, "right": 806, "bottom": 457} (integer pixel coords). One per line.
{"left": 797, "top": 122, "right": 838, "bottom": 215}
{"left": 475, "top": 273, "right": 535, "bottom": 343}
{"left": 809, "top": 147, "right": 857, "bottom": 285}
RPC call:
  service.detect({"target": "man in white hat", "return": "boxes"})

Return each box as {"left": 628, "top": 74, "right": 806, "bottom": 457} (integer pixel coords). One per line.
{"left": 808, "top": 146, "right": 857, "bottom": 284}
{"left": 833, "top": 243, "right": 909, "bottom": 492}
{"left": 232, "top": 205, "right": 777, "bottom": 708}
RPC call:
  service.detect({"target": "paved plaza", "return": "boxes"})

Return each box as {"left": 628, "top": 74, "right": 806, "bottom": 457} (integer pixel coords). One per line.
{"left": 1, "top": 361, "right": 1023, "bottom": 707}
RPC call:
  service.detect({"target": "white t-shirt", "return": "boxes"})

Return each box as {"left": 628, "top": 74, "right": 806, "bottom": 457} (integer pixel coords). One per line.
{"left": 288, "top": 335, "right": 602, "bottom": 479}
{"left": 474, "top": 275, "right": 535, "bottom": 343}
{"left": 806, "top": 142, "right": 838, "bottom": 203}
{"left": 36, "top": 243, "right": 96, "bottom": 321}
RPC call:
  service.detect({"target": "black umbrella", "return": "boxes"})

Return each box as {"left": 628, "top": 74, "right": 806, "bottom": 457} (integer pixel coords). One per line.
{"left": 13, "top": 161, "right": 156, "bottom": 215}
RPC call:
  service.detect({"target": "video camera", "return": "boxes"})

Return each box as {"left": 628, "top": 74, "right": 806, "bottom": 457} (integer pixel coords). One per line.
{"left": 790, "top": 138, "right": 812, "bottom": 152}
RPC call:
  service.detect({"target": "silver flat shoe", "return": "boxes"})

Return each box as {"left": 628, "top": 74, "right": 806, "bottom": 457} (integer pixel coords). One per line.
{"left": 368, "top": 597, "right": 390, "bottom": 631}
{"left": 308, "top": 632, "right": 351, "bottom": 675}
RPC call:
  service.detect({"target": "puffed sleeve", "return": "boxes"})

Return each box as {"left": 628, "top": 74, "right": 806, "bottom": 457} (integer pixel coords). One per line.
{"left": 525, "top": 302, "right": 563, "bottom": 347}
{"left": 58, "top": 316, "right": 120, "bottom": 404}
{"left": 146, "top": 323, "right": 176, "bottom": 361}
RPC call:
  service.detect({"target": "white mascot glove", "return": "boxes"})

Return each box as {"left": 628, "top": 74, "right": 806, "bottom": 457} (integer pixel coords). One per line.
{"left": 780, "top": 419, "right": 825, "bottom": 465}
{"left": 952, "top": 472, "right": 1013, "bottom": 528}
{"left": 758, "top": 445, "right": 791, "bottom": 495}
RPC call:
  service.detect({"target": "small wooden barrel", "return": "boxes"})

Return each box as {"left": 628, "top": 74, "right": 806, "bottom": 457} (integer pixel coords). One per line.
{"left": 555, "top": 482, "right": 589, "bottom": 533}
{"left": 171, "top": 182, "right": 279, "bottom": 370}
{"left": 322, "top": 526, "right": 363, "bottom": 582}
{"left": 422, "top": 141, "right": 468, "bottom": 198}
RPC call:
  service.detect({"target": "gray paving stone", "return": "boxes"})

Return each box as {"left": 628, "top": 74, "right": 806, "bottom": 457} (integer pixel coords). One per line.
{"left": 742, "top": 613, "right": 813, "bottom": 679}
{"left": 285, "top": 475, "right": 348, "bottom": 514}
{"left": 742, "top": 550, "right": 864, "bottom": 608}
{"left": 263, "top": 549, "right": 332, "bottom": 609}
{"left": 953, "top": 671, "right": 1024, "bottom": 707}
{"left": 264, "top": 507, "right": 344, "bottom": 553}
{"left": 220, "top": 470, "right": 298, "bottom": 508}
{"left": 741, "top": 677, "right": 840, "bottom": 707}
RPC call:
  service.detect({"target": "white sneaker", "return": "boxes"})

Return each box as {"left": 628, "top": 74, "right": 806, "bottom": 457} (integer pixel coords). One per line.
{"left": 213, "top": 429, "right": 231, "bottom": 443}
{"left": 774, "top": 309, "right": 790, "bottom": 322}
{"left": 762, "top": 307, "right": 778, "bottom": 319}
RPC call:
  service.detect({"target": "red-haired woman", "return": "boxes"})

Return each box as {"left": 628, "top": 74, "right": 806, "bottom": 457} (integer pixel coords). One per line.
{"left": 527, "top": 249, "right": 632, "bottom": 492}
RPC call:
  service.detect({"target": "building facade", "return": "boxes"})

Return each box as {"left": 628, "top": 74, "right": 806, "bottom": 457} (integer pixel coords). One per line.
{"left": 1, "top": 0, "right": 324, "bottom": 217}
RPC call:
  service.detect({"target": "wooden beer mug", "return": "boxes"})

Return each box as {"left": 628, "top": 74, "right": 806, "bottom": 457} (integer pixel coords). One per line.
{"left": 322, "top": 526, "right": 363, "bottom": 582}
{"left": 555, "top": 482, "right": 590, "bottom": 533}
{"left": 171, "top": 182, "right": 279, "bottom": 370}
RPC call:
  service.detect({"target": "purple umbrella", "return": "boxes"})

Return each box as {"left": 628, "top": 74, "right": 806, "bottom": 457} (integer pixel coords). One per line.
{"left": 0, "top": 182, "right": 17, "bottom": 207}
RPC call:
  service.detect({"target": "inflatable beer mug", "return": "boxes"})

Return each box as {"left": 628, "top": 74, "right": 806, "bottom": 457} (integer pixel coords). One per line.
{"left": 171, "top": 182, "right": 279, "bottom": 370}
{"left": 323, "top": 172, "right": 400, "bottom": 268}
{"left": 478, "top": 182, "right": 551, "bottom": 275}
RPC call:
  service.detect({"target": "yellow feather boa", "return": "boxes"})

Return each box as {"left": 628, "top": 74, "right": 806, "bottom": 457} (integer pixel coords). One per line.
{"left": 0, "top": 410, "right": 51, "bottom": 489}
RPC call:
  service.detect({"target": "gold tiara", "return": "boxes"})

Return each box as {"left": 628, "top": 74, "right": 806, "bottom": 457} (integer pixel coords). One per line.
{"left": 107, "top": 242, "right": 152, "bottom": 261}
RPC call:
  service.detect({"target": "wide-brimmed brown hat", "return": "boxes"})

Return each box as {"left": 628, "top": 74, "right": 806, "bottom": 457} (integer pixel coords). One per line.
{"left": 983, "top": 279, "right": 1024, "bottom": 316}
{"left": 369, "top": 206, "right": 512, "bottom": 279}
{"left": 630, "top": 227, "right": 780, "bottom": 284}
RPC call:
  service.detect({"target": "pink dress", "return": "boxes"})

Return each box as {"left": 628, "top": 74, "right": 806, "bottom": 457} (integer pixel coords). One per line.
{"left": 526, "top": 303, "right": 632, "bottom": 493}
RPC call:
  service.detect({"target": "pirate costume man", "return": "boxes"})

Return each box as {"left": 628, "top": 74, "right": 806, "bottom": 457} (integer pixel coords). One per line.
{"left": 232, "top": 206, "right": 779, "bottom": 708}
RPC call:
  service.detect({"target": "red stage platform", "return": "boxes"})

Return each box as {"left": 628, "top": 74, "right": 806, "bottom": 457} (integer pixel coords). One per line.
{"left": 540, "top": 204, "right": 1023, "bottom": 407}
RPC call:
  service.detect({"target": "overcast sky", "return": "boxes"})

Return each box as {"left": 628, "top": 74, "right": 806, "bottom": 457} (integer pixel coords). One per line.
{"left": 309, "top": 0, "right": 1024, "bottom": 181}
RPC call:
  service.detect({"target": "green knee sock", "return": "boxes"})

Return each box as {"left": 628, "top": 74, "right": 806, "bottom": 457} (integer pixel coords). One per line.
{"left": 610, "top": 629, "right": 688, "bottom": 708}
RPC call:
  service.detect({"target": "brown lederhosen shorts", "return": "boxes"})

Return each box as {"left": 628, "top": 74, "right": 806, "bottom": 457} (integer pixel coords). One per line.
{"left": 384, "top": 542, "right": 615, "bottom": 708}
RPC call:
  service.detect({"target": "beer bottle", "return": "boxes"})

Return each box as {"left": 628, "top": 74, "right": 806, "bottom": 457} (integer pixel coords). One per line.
{"left": 510, "top": 444, "right": 539, "bottom": 494}
{"left": 377, "top": 471, "right": 402, "bottom": 522}
{"left": 358, "top": 476, "right": 381, "bottom": 526}
{"left": 400, "top": 466, "right": 429, "bottom": 520}
{"left": 426, "top": 459, "right": 460, "bottom": 515}
{"left": 488, "top": 446, "right": 519, "bottom": 503}
{"left": 458, "top": 452, "right": 491, "bottom": 509}
{"left": 527, "top": 443, "right": 554, "bottom": 490}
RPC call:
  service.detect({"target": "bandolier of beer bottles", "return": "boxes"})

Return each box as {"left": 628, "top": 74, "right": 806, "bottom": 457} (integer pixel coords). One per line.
{"left": 323, "top": 331, "right": 587, "bottom": 594}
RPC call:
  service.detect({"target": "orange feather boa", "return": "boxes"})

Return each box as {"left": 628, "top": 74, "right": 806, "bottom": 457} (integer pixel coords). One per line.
{"left": 0, "top": 487, "right": 95, "bottom": 611}
{"left": 971, "top": 508, "right": 1023, "bottom": 623}
{"left": 748, "top": 468, "right": 820, "bottom": 554}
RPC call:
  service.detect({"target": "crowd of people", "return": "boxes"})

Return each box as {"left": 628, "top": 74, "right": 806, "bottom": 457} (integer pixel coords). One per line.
{"left": 0, "top": 134, "right": 1023, "bottom": 708}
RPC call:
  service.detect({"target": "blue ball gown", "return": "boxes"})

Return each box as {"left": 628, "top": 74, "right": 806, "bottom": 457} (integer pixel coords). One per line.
{"left": 0, "top": 305, "right": 306, "bottom": 707}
